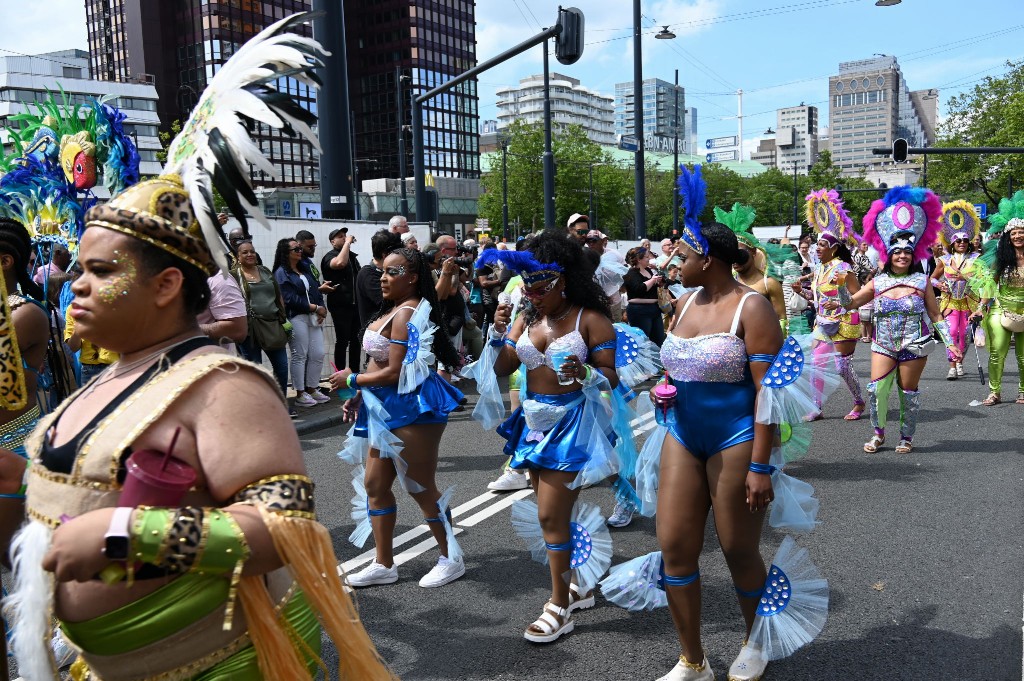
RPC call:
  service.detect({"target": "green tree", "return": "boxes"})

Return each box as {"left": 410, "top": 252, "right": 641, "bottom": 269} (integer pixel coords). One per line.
{"left": 928, "top": 60, "right": 1024, "bottom": 205}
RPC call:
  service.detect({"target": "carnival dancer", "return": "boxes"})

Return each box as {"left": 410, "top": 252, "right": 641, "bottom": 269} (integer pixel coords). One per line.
{"left": 796, "top": 188, "right": 865, "bottom": 420}
{"left": 932, "top": 201, "right": 981, "bottom": 380}
{"left": 634, "top": 166, "right": 830, "bottom": 681}
{"left": 969, "top": 191, "right": 1024, "bottom": 406}
{"left": 836, "top": 187, "right": 959, "bottom": 454}
{"left": 715, "top": 203, "right": 788, "bottom": 328}
{"left": 475, "top": 229, "right": 620, "bottom": 643}
{"left": 333, "top": 247, "right": 466, "bottom": 589}
{"left": 4, "top": 14, "right": 396, "bottom": 680}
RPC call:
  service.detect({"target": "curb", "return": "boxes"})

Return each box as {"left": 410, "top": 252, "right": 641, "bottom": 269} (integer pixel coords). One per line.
{"left": 295, "top": 409, "right": 346, "bottom": 436}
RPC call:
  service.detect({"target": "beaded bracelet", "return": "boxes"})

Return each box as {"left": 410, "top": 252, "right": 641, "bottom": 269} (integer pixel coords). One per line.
{"left": 347, "top": 372, "right": 359, "bottom": 389}
{"left": 748, "top": 462, "right": 775, "bottom": 475}
{"left": 574, "top": 364, "right": 594, "bottom": 385}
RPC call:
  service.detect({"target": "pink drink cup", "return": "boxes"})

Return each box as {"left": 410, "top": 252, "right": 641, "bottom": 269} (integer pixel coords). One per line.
{"left": 119, "top": 449, "right": 197, "bottom": 507}
{"left": 652, "top": 382, "right": 677, "bottom": 423}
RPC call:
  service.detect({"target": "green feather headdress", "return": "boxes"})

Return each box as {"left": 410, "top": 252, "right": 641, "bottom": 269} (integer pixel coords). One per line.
{"left": 714, "top": 202, "right": 758, "bottom": 249}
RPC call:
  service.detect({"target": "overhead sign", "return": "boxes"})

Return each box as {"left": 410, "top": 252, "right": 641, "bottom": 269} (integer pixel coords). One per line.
{"left": 618, "top": 135, "right": 638, "bottom": 152}
{"left": 299, "top": 202, "right": 321, "bottom": 219}
{"left": 706, "top": 150, "right": 738, "bottom": 163}
{"left": 706, "top": 136, "right": 738, "bottom": 150}
{"left": 974, "top": 203, "right": 987, "bottom": 219}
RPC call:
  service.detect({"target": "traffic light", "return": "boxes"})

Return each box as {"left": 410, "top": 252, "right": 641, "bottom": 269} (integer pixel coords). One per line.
{"left": 892, "top": 138, "right": 908, "bottom": 163}
{"left": 421, "top": 187, "right": 439, "bottom": 223}
{"left": 555, "top": 7, "right": 585, "bottom": 65}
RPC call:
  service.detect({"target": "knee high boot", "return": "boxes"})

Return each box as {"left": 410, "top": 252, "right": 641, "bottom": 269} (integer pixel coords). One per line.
{"left": 835, "top": 354, "right": 864, "bottom": 406}
{"left": 899, "top": 389, "right": 921, "bottom": 442}
{"left": 867, "top": 371, "right": 895, "bottom": 438}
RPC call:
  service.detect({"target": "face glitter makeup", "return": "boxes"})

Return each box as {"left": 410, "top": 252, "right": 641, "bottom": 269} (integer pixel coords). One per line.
{"left": 96, "top": 250, "right": 138, "bottom": 304}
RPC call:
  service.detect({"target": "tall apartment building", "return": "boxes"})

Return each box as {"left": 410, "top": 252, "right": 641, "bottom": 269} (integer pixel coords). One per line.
{"left": 751, "top": 105, "right": 819, "bottom": 171}
{"left": 496, "top": 73, "right": 615, "bottom": 147}
{"left": 346, "top": 0, "right": 480, "bottom": 182}
{"left": 614, "top": 78, "right": 687, "bottom": 154}
{"left": 0, "top": 49, "right": 163, "bottom": 183}
{"left": 85, "top": 0, "right": 318, "bottom": 187}
{"left": 828, "top": 56, "right": 937, "bottom": 174}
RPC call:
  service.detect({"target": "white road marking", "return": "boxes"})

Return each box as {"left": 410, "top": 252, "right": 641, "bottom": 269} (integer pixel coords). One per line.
{"left": 338, "top": 411, "right": 660, "bottom": 573}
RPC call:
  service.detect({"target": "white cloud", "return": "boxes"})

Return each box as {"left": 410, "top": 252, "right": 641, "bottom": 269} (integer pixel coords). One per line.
{"left": 0, "top": 0, "right": 87, "bottom": 56}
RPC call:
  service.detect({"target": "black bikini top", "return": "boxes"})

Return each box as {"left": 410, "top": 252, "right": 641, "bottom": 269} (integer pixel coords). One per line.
{"left": 41, "top": 338, "right": 215, "bottom": 476}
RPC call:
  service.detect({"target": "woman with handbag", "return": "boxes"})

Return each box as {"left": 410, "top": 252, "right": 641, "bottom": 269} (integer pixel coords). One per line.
{"left": 969, "top": 191, "right": 1024, "bottom": 406}
{"left": 801, "top": 189, "right": 865, "bottom": 421}
{"left": 233, "top": 240, "right": 290, "bottom": 399}
{"left": 274, "top": 238, "right": 330, "bottom": 408}
{"left": 623, "top": 246, "right": 668, "bottom": 345}
{"left": 834, "top": 187, "right": 959, "bottom": 454}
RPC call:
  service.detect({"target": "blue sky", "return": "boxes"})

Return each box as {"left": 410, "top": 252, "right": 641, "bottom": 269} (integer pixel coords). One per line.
{"left": 3, "top": 0, "right": 1020, "bottom": 159}
{"left": 475, "top": 0, "right": 1024, "bottom": 156}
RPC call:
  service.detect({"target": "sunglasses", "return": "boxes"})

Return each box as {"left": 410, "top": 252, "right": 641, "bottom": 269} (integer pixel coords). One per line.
{"left": 575, "top": 229, "right": 589, "bottom": 236}
{"left": 522, "top": 278, "right": 560, "bottom": 300}
{"left": 953, "top": 238, "right": 969, "bottom": 244}
{"left": 290, "top": 247, "right": 303, "bottom": 253}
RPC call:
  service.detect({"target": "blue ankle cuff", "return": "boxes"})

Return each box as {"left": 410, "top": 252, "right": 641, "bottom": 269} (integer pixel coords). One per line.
{"left": 545, "top": 541, "right": 572, "bottom": 552}
{"left": 735, "top": 585, "right": 763, "bottom": 598}
{"left": 368, "top": 505, "right": 397, "bottom": 517}
{"left": 663, "top": 570, "right": 700, "bottom": 587}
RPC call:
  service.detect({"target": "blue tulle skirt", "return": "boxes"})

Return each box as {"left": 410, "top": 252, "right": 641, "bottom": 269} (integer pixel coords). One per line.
{"left": 353, "top": 373, "right": 463, "bottom": 437}
{"left": 498, "top": 389, "right": 615, "bottom": 474}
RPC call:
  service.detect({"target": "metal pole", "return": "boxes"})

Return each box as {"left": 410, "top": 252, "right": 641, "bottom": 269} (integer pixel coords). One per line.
{"left": 412, "top": 98, "right": 425, "bottom": 221}
{"left": 922, "top": 152, "right": 927, "bottom": 188}
{"left": 737, "top": 89, "right": 743, "bottom": 161}
{"left": 312, "top": 0, "right": 354, "bottom": 219}
{"left": 672, "top": 68, "right": 679, "bottom": 236}
{"left": 588, "top": 164, "right": 594, "bottom": 228}
{"left": 502, "top": 139, "right": 509, "bottom": 241}
{"left": 350, "top": 108, "right": 359, "bottom": 220}
{"left": 542, "top": 42, "right": 556, "bottom": 229}
{"left": 396, "top": 66, "right": 408, "bottom": 216}
{"left": 633, "top": 0, "right": 645, "bottom": 238}
{"left": 791, "top": 161, "right": 798, "bottom": 227}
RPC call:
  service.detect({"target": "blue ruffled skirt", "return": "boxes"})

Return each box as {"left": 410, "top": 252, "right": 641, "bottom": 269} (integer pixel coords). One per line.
{"left": 353, "top": 373, "right": 463, "bottom": 437}
{"left": 498, "top": 390, "right": 615, "bottom": 473}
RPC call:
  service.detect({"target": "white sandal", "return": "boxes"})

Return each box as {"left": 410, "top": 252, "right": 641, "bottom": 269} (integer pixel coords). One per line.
{"left": 568, "top": 583, "right": 595, "bottom": 612}
{"left": 863, "top": 434, "right": 884, "bottom": 453}
{"left": 523, "top": 602, "right": 574, "bottom": 643}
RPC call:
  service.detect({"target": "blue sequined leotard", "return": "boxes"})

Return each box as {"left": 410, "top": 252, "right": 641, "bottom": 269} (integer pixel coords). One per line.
{"left": 660, "top": 291, "right": 771, "bottom": 459}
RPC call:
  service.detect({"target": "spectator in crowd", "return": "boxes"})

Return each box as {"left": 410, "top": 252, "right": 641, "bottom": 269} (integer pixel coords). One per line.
{"left": 33, "top": 244, "right": 73, "bottom": 304}
{"left": 322, "top": 227, "right": 361, "bottom": 372}
{"left": 428, "top": 237, "right": 466, "bottom": 380}
{"left": 586, "top": 230, "right": 627, "bottom": 322}
{"left": 475, "top": 242, "right": 503, "bottom": 334}
{"left": 623, "top": 246, "right": 667, "bottom": 345}
{"left": 232, "top": 240, "right": 291, "bottom": 413}
{"left": 197, "top": 271, "right": 247, "bottom": 355}
{"left": 64, "top": 308, "right": 117, "bottom": 385}
{"left": 566, "top": 212, "right": 589, "bottom": 244}
{"left": 357, "top": 229, "right": 403, "bottom": 326}
{"left": 295, "top": 229, "right": 332, "bottom": 292}
{"left": 401, "top": 231, "right": 419, "bottom": 250}
{"left": 654, "top": 238, "right": 675, "bottom": 268}
{"left": 853, "top": 240, "right": 879, "bottom": 342}
{"left": 274, "top": 238, "right": 329, "bottom": 408}
{"left": 389, "top": 214, "right": 410, "bottom": 234}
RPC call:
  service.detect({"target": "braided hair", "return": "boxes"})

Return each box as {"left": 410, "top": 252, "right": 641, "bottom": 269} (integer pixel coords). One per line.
{"left": 362, "top": 247, "right": 461, "bottom": 369}
{"left": 0, "top": 218, "right": 45, "bottom": 300}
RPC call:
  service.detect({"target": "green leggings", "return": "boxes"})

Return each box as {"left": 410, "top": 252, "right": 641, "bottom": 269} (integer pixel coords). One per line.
{"left": 984, "top": 312, "right": 1024, "bottom": 394}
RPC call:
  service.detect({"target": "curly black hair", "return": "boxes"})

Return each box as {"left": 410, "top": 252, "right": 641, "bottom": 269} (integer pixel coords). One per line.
{"left": 362, "top": 247, "right": 461, "bottom": 369}
{"left": 521, "top": 228, "right": 610, "bottom": 326}
{"left": 0, "top": 218, "right": 45, "bottom": 300}
{"left": 703, "top": 223, "right": 750, "bottom": 266}
{"left": 994, "top": 230, "right": 1022, "bottom": 283}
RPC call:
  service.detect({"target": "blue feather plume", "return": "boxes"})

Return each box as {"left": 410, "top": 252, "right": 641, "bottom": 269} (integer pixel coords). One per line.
{"left": 474, "top": 248, "right": 563, "bottom": 275}
{"left": 880, "top": 185, "right": 928, "bottom": 209}
{"left": 677, "top": 164, "right": 707, "bottom": 228}
{"left": 90, "top": 101, "right": 140, "bottom": 195}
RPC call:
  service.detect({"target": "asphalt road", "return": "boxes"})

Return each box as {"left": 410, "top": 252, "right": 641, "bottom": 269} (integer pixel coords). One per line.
{"left": 300, "top": 351, "right": 1024, "bottom": 681}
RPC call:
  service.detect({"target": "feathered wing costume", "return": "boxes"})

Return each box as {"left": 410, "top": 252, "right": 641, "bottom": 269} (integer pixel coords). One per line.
{"left": 7, "top": 14, "right": 397, "bottom": 681}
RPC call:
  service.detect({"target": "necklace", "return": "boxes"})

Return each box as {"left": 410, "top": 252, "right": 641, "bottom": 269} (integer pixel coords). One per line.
{"left": 240, "top": 266, "right": 260, "bottom": 281}
{"left": 78, "top": 334, "right": 206, "bottom": 397}
{"left": 546, "top": 304, "right": 574, "bottom": 325}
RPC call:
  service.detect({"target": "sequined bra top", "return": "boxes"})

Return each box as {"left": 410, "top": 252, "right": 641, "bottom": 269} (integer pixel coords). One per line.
{"left": 872, "top": 273, "right": 927, "bottom": 317}
{"left": 661, "top": 291, "right": 756, "bottom": 384}
{"left": 516, "top": 308, "right": 589, "bottom": 371}
{"left": 940, "top": 254, "right": 976, "bottom": 299}
{"left": 363, "top": 305, "right": 417, "bottom": 364}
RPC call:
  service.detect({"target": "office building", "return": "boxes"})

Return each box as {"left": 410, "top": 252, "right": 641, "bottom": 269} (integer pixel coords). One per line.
{"left": 750, "top": 105, "right": 819, "bottom": 171}
{"left": 496, "top": 73, "right": 615, "bottom": 147}
{"left": 828, "top": 56, "right": 937, "bottom": 174}
{"left": 0, "top": 49, "right": 163, "bottom": 182}
{"left": 85, "top": 0, "right": 318, "bottom": 187}
{"left": 614, "top": 77, "right": 687, "bottom": 154}
{"left": 346, "top": 0, "right": 479, "bottom": 182}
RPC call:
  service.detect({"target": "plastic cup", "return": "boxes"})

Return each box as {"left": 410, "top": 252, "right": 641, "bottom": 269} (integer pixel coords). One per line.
{"left": 119, "top": 449, "right": 197, "bottom": 507}
{"left": 549, "top": 349, "right": 576, "bottom": 385}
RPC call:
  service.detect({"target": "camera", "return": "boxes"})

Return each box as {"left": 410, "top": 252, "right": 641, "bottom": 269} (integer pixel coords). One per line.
{"left": 456, "top": 244, "right": 475, "bottom": 255}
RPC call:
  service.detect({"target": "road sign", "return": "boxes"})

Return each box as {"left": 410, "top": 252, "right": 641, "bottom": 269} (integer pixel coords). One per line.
{"left": 706, "top": 136, "right": 738, "bottom": 150}
{"left": 299, "top": 202, "right": 321, "bottom": 219}
{"left": 706, "top": 150, "right": 738, "bottom": 163}
{"left": 280, "top": 200, "right": 292, "bottom": 217}
{"left": 618, "top": 135, "right": 638, "bottom": 152}
{"left": 974, "top": 203, "right": 987, "bottom": 219}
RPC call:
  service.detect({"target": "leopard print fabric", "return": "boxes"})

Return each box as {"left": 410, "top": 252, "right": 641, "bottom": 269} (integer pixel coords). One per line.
{"left": 0, "top": 284, "right": 28, "bottom": 411}
{"left": 234, "top": 475, "right": 315, "bottom": 518}
{"left": 163, "top": 507, "right": 205, "bottom": 573}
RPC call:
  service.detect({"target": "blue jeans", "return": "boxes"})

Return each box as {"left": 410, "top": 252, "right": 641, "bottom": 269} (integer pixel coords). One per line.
{"left": 626, "top": 303, "right": 666, "bottom": 346}
{"left": 80, "top": 362, "right": 110, "bottom": 385}
{"left": 239, "top": 336, "right": 290, "bottom": 396}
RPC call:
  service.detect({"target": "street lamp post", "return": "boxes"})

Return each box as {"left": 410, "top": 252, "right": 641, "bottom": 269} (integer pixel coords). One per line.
{"left": 673, "top": 68, "right": 680, "bottom": 236}
{"left": 633, "top": 1, "right": 645, "bottom": 238}
{"left": 502, "top": 138, "right": 510, "bottom": 241}
{"left": 542, "top": 41, "right": 556, "bottom": 229}
{"left": 396, "top": 67, "right": 410, "bottom": 216}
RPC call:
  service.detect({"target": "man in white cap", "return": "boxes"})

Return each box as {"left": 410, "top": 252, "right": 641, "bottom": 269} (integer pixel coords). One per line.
{"left": 400, "top": 231, "right": 419, "bottom": 250}
{"left": 566, "top": 212, "right": 589, "bottom": 243}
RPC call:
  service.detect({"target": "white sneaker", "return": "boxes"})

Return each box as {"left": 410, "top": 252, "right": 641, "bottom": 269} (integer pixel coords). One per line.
{"left": 418, "top": 556, "right": 466, "bottom": 588}
{"left": 956, "top": 363, "right": 965, "bottom": 377}
{"left": 488, "top": 468, "right": 530, "bottom": 492}
{"left": 345, "top": 561, "right": 398, "bottom": 587}
{"left": 656, "top": 656, "right": 715, "bottom": 681}
{"left": 308, "top": 389, "right": 331, "bottom": 403}
{"left": 52, "top": 630, "right": 76, "bottom": 669}
{"left": 946, "top": 367, "right": 958, "bottom": 380}
{"left": 294, "top": 392, "right": 317, "bottom": 408}
{"left": 606, "top": 500, "right": 635, "bottom": 528}
{"left": 727, "top": 642, "right": 768, "bottom": 681}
